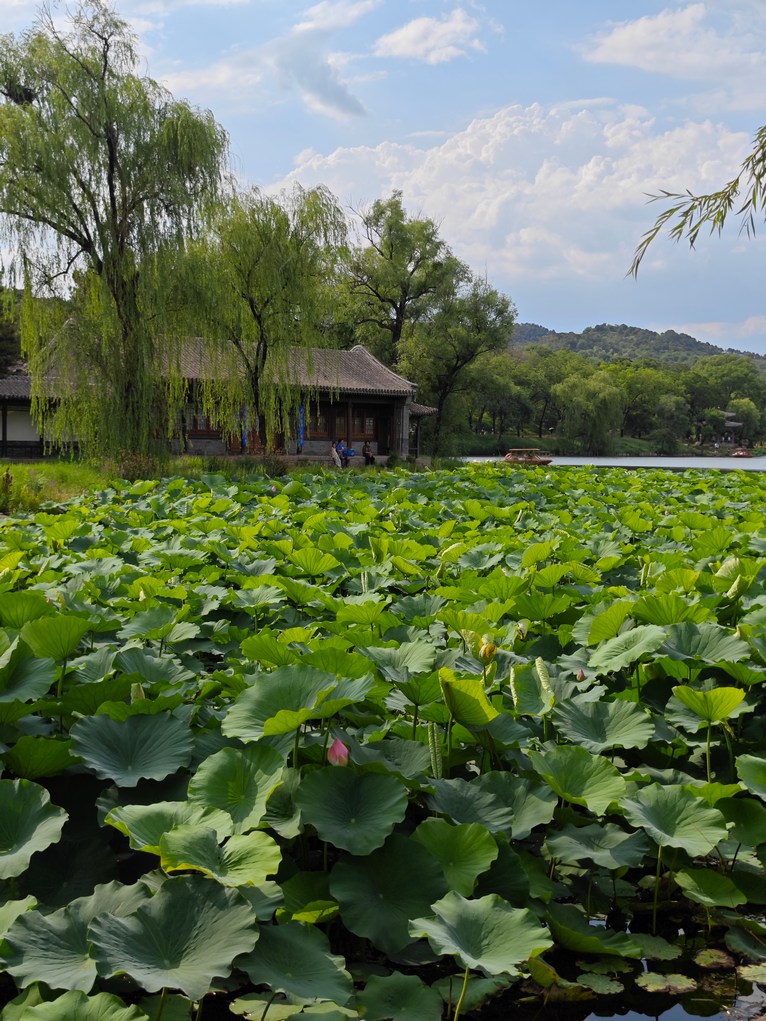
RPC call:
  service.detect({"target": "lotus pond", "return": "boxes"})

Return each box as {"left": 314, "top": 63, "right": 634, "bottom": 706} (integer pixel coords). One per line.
{"left": 0, "top": 464, "right": 765, "bottom": 1021}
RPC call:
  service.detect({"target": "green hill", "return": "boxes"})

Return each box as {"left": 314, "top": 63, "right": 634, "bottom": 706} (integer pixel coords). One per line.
{"left": 514, "top": 322, "right": 763, "bottom": 367}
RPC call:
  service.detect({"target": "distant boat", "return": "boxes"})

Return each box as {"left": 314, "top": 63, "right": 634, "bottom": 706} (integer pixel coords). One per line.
{"left": 731, "top": 447, "right": 752, "bottom": 458}
{"left": 503, "top": 448, "right": 553, "bottom": 466}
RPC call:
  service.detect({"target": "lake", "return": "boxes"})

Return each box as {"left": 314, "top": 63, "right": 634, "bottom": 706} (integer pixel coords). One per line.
{"left": 466, "top": 455, "right": 766, "bottom": 471}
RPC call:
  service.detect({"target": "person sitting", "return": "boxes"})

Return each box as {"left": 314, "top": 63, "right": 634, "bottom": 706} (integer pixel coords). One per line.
{"left": 337, "top": 439, "right": 351, "bottom": 468}
{"left": 362, "top": 440, "right": 376, "bottom": 466}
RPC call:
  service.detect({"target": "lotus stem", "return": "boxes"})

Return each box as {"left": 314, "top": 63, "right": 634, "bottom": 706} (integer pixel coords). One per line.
{"left": 260, "top": 994, "right": 277, "bottom": 1021}
{"left": 195, "top": 996, "right": 204, "bottom": 1021}
{"left": 706, "top": 723, "right": 712, "bottom": 782}
{"left": 453, "top": 966, "right": 471, "bottom": 1021}
{"left": 156, "top": 988, "right": 167, "bottom": 1021}
{"left": 293, "top": 727, "right": 300, "bottom": 769}
{"left": 652, "top": 846, "right": 663, "bottom": 935}
{"left": 412, "top": 705, "right": 419, "bottom": 740}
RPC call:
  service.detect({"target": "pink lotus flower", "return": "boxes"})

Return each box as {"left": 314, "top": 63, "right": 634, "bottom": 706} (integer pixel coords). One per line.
{"left": 327, "top": 738, "right": 349, "bottom": 766}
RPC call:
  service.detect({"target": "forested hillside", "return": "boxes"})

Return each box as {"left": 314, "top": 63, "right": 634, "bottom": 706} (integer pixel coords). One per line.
{"left": 515, "top": 322, "right": 765, "bottom": 368}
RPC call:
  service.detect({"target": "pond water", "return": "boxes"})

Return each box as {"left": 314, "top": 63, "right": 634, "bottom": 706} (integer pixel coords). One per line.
{"left": 465, "top": 456, "right": 766, "bottom": 471}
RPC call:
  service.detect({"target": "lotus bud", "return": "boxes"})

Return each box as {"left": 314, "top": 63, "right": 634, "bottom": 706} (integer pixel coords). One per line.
{"left": 327, "top": 738, "right": 349, "bottom": 767}
{"left": 479, "top": 634, "right": 497, "bottom": 661}
{"left": 517, "top": 622, "right": 527, "bottom": 640}
{"left": 576, "top": 669, "right": 585, "bottom": 682}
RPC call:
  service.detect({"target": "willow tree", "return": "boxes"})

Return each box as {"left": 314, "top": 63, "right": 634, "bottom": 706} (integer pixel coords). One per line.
{"left": 0, "top": 1, "right": 229, "bottom": 455}
{"left": 185, "top": 184, "right": 347, "bottom": 448}
{"left": 630, "top": 124, "right": 766, "bottom": 275}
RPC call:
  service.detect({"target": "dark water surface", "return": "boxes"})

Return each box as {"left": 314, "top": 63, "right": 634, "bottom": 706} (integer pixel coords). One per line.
{"left": 466, "top": 456, "right": 766, "bottom": 471}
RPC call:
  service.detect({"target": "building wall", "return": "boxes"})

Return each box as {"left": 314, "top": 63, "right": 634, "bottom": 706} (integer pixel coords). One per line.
{"left": 7, "top": 406, "right": 40, "bottom": 442}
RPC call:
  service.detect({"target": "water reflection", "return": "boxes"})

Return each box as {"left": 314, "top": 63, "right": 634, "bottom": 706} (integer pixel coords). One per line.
{"left": 465, "top": 456, "right": 766, "bottom": 471}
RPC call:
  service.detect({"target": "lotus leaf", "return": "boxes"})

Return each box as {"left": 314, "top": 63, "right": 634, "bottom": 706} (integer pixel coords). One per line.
{"left": 409, "top": 892, "right": 552, "bottom": 976}
{"left": 356, "top": 973, "right": 443, "bottom": 1021}
{"left": 295, "top": 767, "right": 407, "bottom": 855}
{"left": 546, "top": 903, "right": 642, "bottom": 958}
{"left": 106, "top": 801, "right": 232, "bottom": 852}
{"left": 622, "top": 784, "right": 728, "bottom": 855}
{"left": 411, "top": 819, "right": 498, "bottom": 895}
{"left": 545, "top": 822, "right": 650, "bottom": 870}
{"left": 736, "top": 754, "right": 766, "bottom": 799}
{"left": 238, "top": 920, "right": 353, "bottom": 1005}
{"left": 160, "top": 826, "right": 281, "bottom": 886}
{"left": 90, "top": 876, "right": 258, "bottom": 1001}
{"left": 20, "top": 615, "right": 91, "bottom": 662}
{"left": 221, "top": 666, "right": 337, "bottom": 741}
{"left": 187, "top": 744, "right": 285, "bottom": 833}
{"left": 3, "top": 881, "right": 150, "bottom": 992}
{"left": 528, "top": 746, "right": 626, "bottom": 814}
{"left": 588, "top": 625, "right": 666, "bottom": 675}
{"left": 552, "top": 697, "right": 654, "bottom": 752}
{"left": 330, "top": 833, "right": 447, "bottom": 954}
{"left": 70, "top": 713, "right": 193, "bottom": 787}
{"left": 9, "top": 991, "right": 149, "bottom": 1019}
{"left": 674, "top": 867, "right": 748, "bottom": 908}
{"left": 0, "top": 778, "right": 67, "bottom": 879}
{"left": 0, "top": 639, "right": 56, "bottom": 703}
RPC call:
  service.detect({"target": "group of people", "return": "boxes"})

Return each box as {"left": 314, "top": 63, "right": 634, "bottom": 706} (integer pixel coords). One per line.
{"left": 330, "top": 439, "right": 376, "bottom": 468}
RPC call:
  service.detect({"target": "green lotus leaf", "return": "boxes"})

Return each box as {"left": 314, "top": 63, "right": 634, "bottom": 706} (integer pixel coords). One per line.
{"left": 90, "top": 876, "right": 258, "bottom": 1001}
{"left": 508, "top": 661, "right": 555, "bottom": 718}
{"left": 106, "top": 801, "right": 232, "bottom": 852}
{"left": 3, "top": 881, "right": 151, "bottom": 992}
{"left": 160, "top": 826, "right": 281, "bottom": 886}
{"left": 20, "top": 615, "right": 91, "bottom": 662}
{"left": 411, "top": 819, "right": 498, "bottom": 895}
{"left": 221, "top": 666, "right": 336, "bottom": 741}
{"left": 393, "top": 671, "right": 442, "bottom": 708}
{"left": 3, "top": 736, "right": 76, "bottom": 779}
{"left": 238, "top": 920, "right": 353, "bottom": 1005}
{"left": 578, "top": 973, "right": 624, "bottom": 995}
{"left": 718, "top": 796, "right": 766, "bottom": 847}
{"left": 364, "top": 641, "right": 439, "bottom": 680}
{"left": 675, "top": 867, "right": 748, "bottom": 908}
{"left": 660, "top": 622, "right": 750, "bottom": 664}
{"left": 295, "top": 767, "right": 407, "bottom": 855}
{"left": 580, "top": 600, "right": 633, "bottom": 645}
{"left": 635, "top": 972, "right": 696, "bottom": 994}
{"left": 528, "top": 746, "right": 626, "bottom": 815}
{"left": 670, "top": 685, "right": 746, "bottom": 725}
{"left": 241, "top": 632, "right": 298, "bottom": 667}
{"left": 427, "top": 774, "right": 556, "bottom": 838}
{"left": 70, "top": 713, "right": 193, "bottom": 787}
{"left": 736, "top": 754, "right": 766, "bottom": 799}
{"left": 0, "top": 778, "right": 67, "bottom": 879}
{"left": 115, "top": 648, "right": 195, "bottom": 686}
{"left": 544, "top": 822, "right": 651, "bottom": 870}
{"left": 330, "top": 833, "right": 447, "bottom": 955}
{"left": 546, "top": 903, "right": 642, "bottom": 958}
{"left": 336, "top": 598, "right": 388, "bottom": 626}
{"left": 9, "top": 990, "right": 149, "bottom": 1020}
{"left": 262, "top": 766, "right": 303, "bottom": 839}
{"left": 288, "top": 548, "right": 341, "bottom": 576}
{"left": 187, "top": 744, "right": 285, "bottom": 834}
{"left": 0, "top": 638, "right": 56, "bottom": 703}
{"left": 409, "top": 892, "right": 552, "bottom": 976}
{"left": 439, "top": 671, "right": 499, "bottom": 728}
{"left": 356, "top": 973, "right": 443, "bottom": 1021}
{"left": 588, "top": 625, "right": 666, "bottom": 675}
{"left": 553, "top": 698, "right": 654, "bottom": 752}
{"left": 623, "top": 784, "right": 728, "bottom": 855}
{"left": 347, "top": 737, "right": 431, "bottom": 779}
{"left": 631, "top": 593, "right": 712, "bottom": 625}
{"left": 0, "top": 896, "right": 36, "bottom": 937}
{"left": 0, "top": 591, "right": 55, "bottom": 629}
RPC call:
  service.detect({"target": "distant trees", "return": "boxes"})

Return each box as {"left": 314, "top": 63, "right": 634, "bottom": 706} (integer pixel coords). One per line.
{"left": 0, "top": 0, "right": 228, "bottom": 456}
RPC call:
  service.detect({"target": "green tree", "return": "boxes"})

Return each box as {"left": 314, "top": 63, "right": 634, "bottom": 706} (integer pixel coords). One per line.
{"left": 0, "top": 284, "right": 21, "bottom": 376}
{"left": 346, "top": 192, "right": 467, "bottom": 365}
{"left": 0, "top": 0, "right": 228, "bottom": 455}
{"left": 630, "top": 124, "right": 766, "bottom": 273}
{"left": 512, "top": 347, "right": 592, "bottom": 438}
{"left": 184, "top": 185, "right": 346, "bottom": 448}
{"left": 727, "top": 397, "right": 761, "bottom": 445}
{"left": 552, "top": 370, "right": 622, "bottom": 454}
{"left": 398, "top": 277, "right": 515, "bottom": 455}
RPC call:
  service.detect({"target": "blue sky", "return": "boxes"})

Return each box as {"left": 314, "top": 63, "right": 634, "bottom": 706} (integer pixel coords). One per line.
{"left": 5, "top": 1, "right": 766, "bottom": 353}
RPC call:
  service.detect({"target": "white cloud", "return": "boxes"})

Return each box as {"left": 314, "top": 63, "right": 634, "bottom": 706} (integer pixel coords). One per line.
{"left": 274, "top": 100, "right": 752, "bottom": 290}
{"left": 585, "top": 4, "right": 766, "bottom": 111}
{"left": 373, "top": 8, "right": 484, "bottom": 64}
{"left": 294, "top": 0, "right": 379, "bottom": 33}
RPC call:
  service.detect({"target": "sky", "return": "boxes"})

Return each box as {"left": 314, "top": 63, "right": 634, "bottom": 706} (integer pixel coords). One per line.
{"left": 4, "top": 0, "right": 766, "bottom": 353}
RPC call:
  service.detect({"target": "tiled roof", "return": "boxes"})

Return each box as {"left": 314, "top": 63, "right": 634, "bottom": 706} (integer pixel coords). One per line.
{"left": 0, "top": 375, "right": 31, "bottom": 399}
{"left": 287, "top": 346, "right": 416, "bottom": 396}
{"left": 0, "top": 344, "right": 418, "bottom": 401}
{"left": 410, "top": 402, "right": 437, "bottom": 417}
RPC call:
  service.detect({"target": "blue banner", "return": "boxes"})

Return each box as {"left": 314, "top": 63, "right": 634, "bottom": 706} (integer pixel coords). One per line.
{"left": 298, "top": 404, "right": 305, "bottom": 448}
